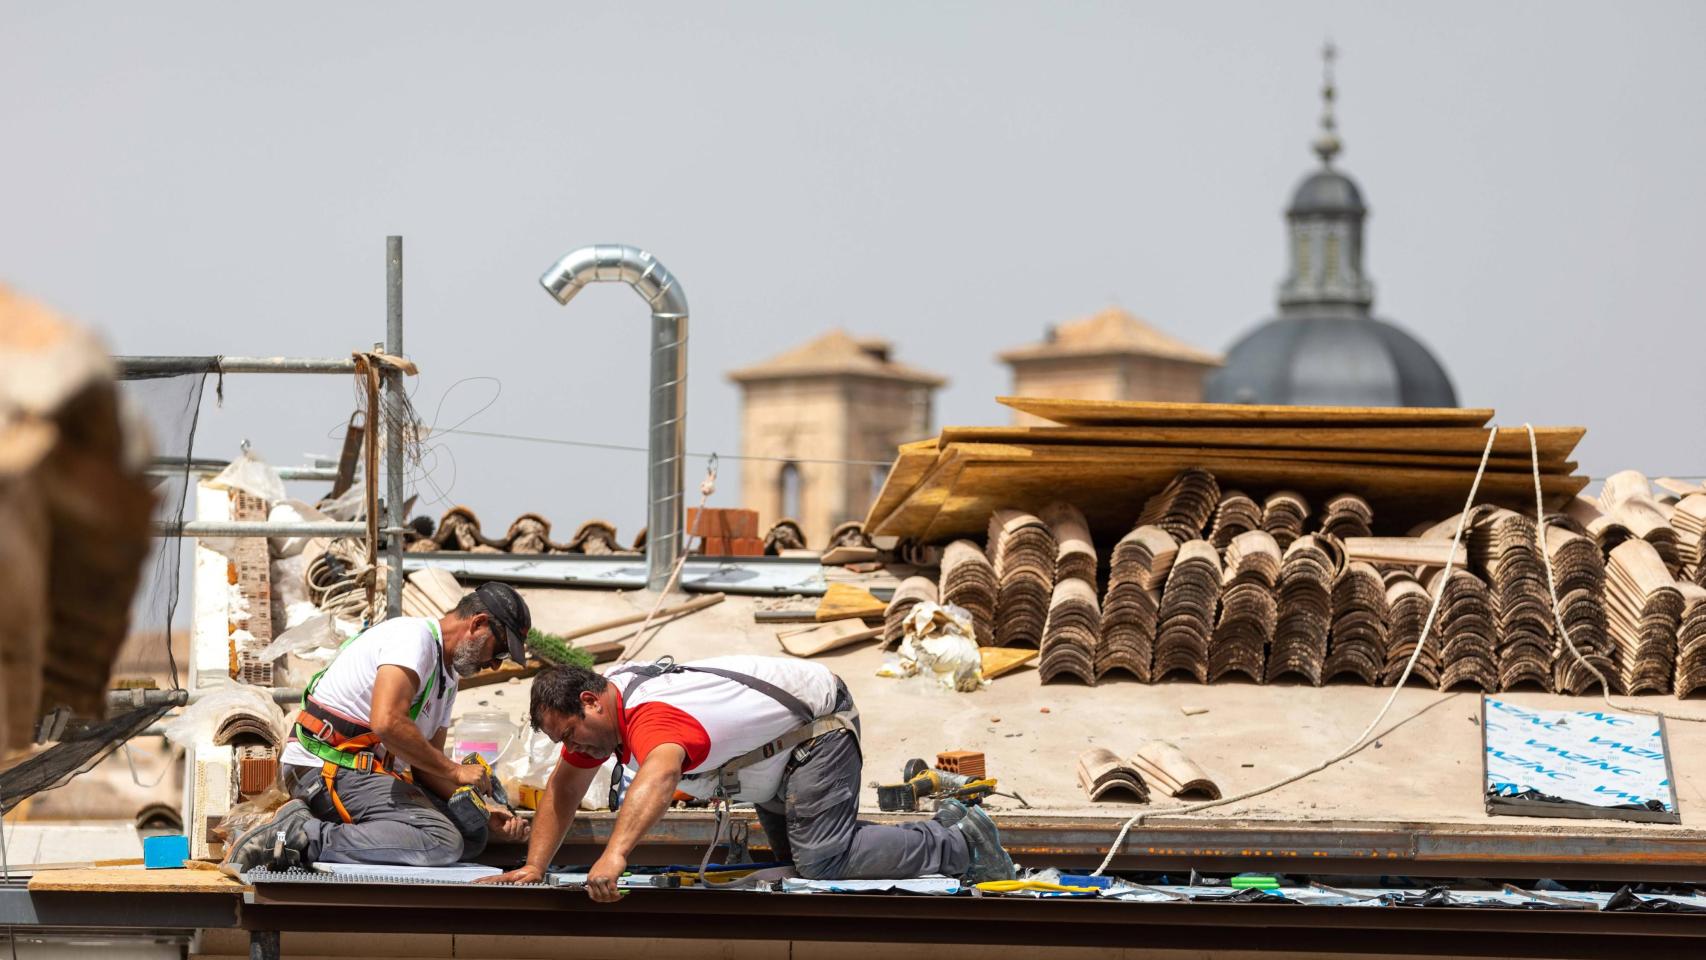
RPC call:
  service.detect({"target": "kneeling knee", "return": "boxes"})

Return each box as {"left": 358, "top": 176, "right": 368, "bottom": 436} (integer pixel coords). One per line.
{"left": 794, "top": 857, "right": 839, "bottom": 880}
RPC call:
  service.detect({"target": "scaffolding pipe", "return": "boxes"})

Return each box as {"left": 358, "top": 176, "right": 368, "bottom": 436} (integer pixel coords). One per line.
{"left": 155, "top": 520, "right": 370, "bottom": 538}
{"left": 385, "top": 237, "right": 406, "bottom": 620}
{"left": 148, "top": 458, "right": 337, "bottom": 481}
{"left": 115, "top": 356, "right": 359, "bottom": 377}
{"left": 539, "top": 244, "right": 689, "bottom": 592}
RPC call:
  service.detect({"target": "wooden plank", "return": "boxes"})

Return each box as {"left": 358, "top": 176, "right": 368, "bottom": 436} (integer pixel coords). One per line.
{"left": 862, "top": 438, "right": 943, "bottom": 532}
{"left": 938, "top": 440, "right": 1571, "bottom": 473}
{"left": 998, "top": 396, "right": 1495, "bottom": 428}
{"left": 937, "top": 424, "right": 1583, "bottom": 461}
{"left": 1342, "top": 537, "right": 1468, "bottom": 569}
{"left": 870, "top": 449, "right": 968, "bottom": 538}
{"left": 814, "top": 583, "right": 888, "bottom": 622}
{"left": 27, "top": 866, "right": 245, "bottom": 894}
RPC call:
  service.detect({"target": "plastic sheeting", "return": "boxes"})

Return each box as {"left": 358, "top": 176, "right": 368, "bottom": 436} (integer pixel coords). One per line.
{"left": 1482, "top": 696, "right": 1679, "bottom": 823}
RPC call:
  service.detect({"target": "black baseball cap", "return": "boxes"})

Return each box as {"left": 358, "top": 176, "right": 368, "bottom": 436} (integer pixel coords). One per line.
{"left": 474, "top": 582, "right": 531, "bottom": 663}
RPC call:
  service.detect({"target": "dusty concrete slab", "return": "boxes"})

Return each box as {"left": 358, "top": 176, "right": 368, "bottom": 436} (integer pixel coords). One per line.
{"left": 454, "top": 586, "right": 1706, "bottom": 841}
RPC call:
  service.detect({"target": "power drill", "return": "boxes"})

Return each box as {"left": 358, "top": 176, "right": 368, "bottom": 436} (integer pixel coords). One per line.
{"left": 876, "top": 757, "right": 998, "bottom": 812}
{"left": 447, "top": 752, "right": 512, "bottom": 836}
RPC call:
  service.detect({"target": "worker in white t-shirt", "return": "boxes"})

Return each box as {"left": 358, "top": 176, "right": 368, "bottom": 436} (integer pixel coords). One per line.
{"left": 222, "top": 582, "right": 534, "bottom": 873}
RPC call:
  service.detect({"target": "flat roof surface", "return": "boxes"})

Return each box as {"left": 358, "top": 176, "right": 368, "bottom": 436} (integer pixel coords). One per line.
{"left": 478, "top": 586, "right": 1706, "bottom": 843}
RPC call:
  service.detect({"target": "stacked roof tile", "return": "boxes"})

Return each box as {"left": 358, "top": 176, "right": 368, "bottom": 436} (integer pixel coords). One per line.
{"left": 1321, "top": 493, "right": 1374, "bottom": 540}
{"left": 1381, "top": 574, "right": 1438, "bottom": 686}
{"left": 1268, "top": 534, "right": 1336, "bottom": 685}
{"left": 1137, "top": 468, "right": 1221, "bottom": 545}
{"left": 1431, "top": 567, "right": 1499, "bottom": 692}
{"left": 1544, "top": 525, "right": 1617, "bottom": 694}
{"left": 1208, "top": 491, "right": 1261, "bottom": 549}
{"left": 1261, "top": 490, "right": 1311, "bottom": 549}
{"left": 1042, "top": 502, "right": 1097, "bottom": 585}
{"left": 1152, "top": 539, "right": 1222, "bottom": 683}
{"left": 1606, "top": 539, "right": 1684, "bottom": 694}
{"left": 1097, "top": 526, "right": 1174, "bottom": 682}
{"left": 1323, "top": 561, "right": 1389, "bottom": 684}
{"left": 1038, "top": 578, "right": 1101, "bottom": 685}
{"left": 940, "top": 539, "right": 997, "bottom": 645}
{"left": 883, "top": 576, "right": 938, "bottom": 648}
{"left": 985, "top": 509, "right": 1056, "bottom": 648}
{"left": 1209, "top": 531, "right": 1281, "bottom": 682}
{"left": 1675, "top": 584, "right": 1706, "bottom": 698}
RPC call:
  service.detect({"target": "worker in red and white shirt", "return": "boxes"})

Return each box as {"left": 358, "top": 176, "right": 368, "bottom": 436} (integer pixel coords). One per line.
{"left": 482, "top": 656, "right": 1014, "bottom": 900}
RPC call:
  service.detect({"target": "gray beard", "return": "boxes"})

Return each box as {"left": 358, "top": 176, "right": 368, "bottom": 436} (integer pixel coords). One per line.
{"left": 451, "top": 643, "right": 487, "bottom": 678}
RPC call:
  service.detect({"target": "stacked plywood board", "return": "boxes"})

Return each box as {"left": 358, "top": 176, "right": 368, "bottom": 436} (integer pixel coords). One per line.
{"left": 868, "top": 399, "right": 1587, "bottom": 543}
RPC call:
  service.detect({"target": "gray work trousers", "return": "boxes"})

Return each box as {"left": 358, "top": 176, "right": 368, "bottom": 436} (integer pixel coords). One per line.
{"left": 281, "top": 764, "right": 482, "bottom": 866}
{"left": 751, "top": 692, "right": 969, "bottom": 880}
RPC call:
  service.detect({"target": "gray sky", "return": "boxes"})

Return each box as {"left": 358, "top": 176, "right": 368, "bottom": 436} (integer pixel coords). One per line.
{"left": 5, "top": 1, "right": 1703, "bottom": 538}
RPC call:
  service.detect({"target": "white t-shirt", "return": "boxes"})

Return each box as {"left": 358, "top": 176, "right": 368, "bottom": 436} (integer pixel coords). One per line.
{"left": 280, "top": 617, "right": 456, "bottom": 773}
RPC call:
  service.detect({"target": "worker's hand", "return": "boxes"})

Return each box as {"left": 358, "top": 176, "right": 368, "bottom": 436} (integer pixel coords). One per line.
{"left": 488, "top": 809, "right": 531, "bottom": 845}
{"left": 476, "top": 863, "right": 543, "bottom": 885}
{"left": 586, "top": 850, "right": 627, "bottom": 903}
{"left": 453, "top": 763, "right": 492, "bottom": 793}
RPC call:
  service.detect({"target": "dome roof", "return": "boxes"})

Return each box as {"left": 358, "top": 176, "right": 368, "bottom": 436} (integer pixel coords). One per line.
{"left": 1204, "top": 314, "right": 1457, "bottom": 407}
{"left": 1290, "top": 169, "right": 1366, "bottom": 216}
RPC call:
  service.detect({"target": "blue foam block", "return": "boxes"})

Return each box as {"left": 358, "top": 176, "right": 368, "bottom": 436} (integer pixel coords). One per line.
{"left": 143, "top": 834, "right": 190, "bottom": 869}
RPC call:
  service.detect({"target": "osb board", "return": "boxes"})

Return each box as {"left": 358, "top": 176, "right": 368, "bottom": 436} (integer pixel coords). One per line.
{"left": 936, "top": 425, "right": 1584, "bottom": 461}
{"left": 874, "top": 454, "right": 1586, "bottom": 542}
{"left": 28, "top": 865, "right": 246, "bottom": 894}
{"left": 936, "top": 440, "right": 1574, "bottom": 473}
{"left": 998, "top": 396, "right": 1495, "bottom": 427}
{"left": 862, "top": 438, "right": 945, "bottom": 531}
{"left": 868, "top": 450, "right": 968, "bottom": 537}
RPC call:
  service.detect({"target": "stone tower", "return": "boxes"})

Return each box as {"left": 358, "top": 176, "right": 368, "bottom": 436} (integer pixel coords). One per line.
{"left": 728, "top": 330, "right": 944, "bottom": 546}
{"left": 998, "top": 307, "right": 1221, "bottom": 426}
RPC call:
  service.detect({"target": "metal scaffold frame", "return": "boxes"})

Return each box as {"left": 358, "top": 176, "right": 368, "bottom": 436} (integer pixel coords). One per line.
{"left": 119, "top": 236, "right": 410, "bottom": 621}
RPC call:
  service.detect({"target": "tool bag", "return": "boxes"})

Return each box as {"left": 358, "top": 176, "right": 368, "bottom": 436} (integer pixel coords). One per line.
{"left": 611, "top": 658, "right": 859, "bottom": 800}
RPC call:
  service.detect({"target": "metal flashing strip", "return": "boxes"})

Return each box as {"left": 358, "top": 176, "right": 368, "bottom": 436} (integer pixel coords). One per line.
{"left": 244, "top": 867, "right": 549, "bottom": 888}
{"left": 403, "top": 552, "right": 830, "bottom": 596}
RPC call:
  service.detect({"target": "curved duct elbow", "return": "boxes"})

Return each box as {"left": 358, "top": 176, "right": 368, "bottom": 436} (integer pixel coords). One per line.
{"left": 541, "top": 245, "right": 688, "bottom": 318}
{"left": 538, "top": 244, "right": 689, "bottom": 592}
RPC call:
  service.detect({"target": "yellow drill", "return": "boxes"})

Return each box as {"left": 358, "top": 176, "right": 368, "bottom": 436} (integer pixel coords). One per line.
{"left": 447, "top": 752, "right": 512, "bottom": 836}
{"left": 876, "top": 758, "right": 998, "bottom": 812}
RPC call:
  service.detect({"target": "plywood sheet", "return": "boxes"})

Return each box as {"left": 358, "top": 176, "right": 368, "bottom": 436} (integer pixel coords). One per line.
{"left": 998, "top": 396, "right": 1495, "bottom": 428}
{"left": 937, "top": 425, "right": 1582, "bottom": 462}
{"left": 28, "top": 865, "right": 245, "bottom": 893}
{"left": 862, "top": 438, "right": 942, "bottom": 531}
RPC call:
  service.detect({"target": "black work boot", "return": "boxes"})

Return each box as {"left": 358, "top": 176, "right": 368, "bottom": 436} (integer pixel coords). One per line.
{"left": 937, "top": 799, "right": 1016, "bottom": 884}
{"left": 220, "top": 799, "right": 314, "bottom": 878}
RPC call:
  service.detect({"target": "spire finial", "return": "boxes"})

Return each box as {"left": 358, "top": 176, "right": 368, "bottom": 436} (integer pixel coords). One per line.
{"left": 1313, "top": 39, "right": 1342, "bottom": 166}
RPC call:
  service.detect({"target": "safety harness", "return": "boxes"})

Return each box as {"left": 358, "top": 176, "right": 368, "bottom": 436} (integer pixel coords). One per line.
{"left": 609, "top": 658, "right": 860, "bottom": 801}
{"left": 290, "top": 621, "right": 449, "bottom": 822}
{"left": 608, "top": 658, "right": 861, "bottom": 883}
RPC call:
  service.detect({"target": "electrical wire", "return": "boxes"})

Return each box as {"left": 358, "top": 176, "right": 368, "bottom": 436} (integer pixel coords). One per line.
{"left": 1090, "top": 426, "right": 1502, "bottom": 876}
{"left": 439, "top": 427, "right": 897, "bottom": 467}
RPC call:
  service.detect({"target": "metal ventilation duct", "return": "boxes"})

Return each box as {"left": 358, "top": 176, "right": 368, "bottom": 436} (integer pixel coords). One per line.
{"left": 539, "top": 245, "right": 688, "bottom": 591}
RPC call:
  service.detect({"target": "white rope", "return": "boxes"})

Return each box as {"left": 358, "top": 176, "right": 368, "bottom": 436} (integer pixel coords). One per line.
{"left": 1090, "top": 426, "right": 1501, "bottom": 876}
{"left": 620, "top": 455, "right": 719, "bottom": 665}
{"left": 1523, "top": 423, "right": 1706, "bottom": 724}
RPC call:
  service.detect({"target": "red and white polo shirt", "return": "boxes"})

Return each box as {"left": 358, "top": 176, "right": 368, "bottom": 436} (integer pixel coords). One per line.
{"left": 561, "top": 655, "right": 841, "bottom": 802}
